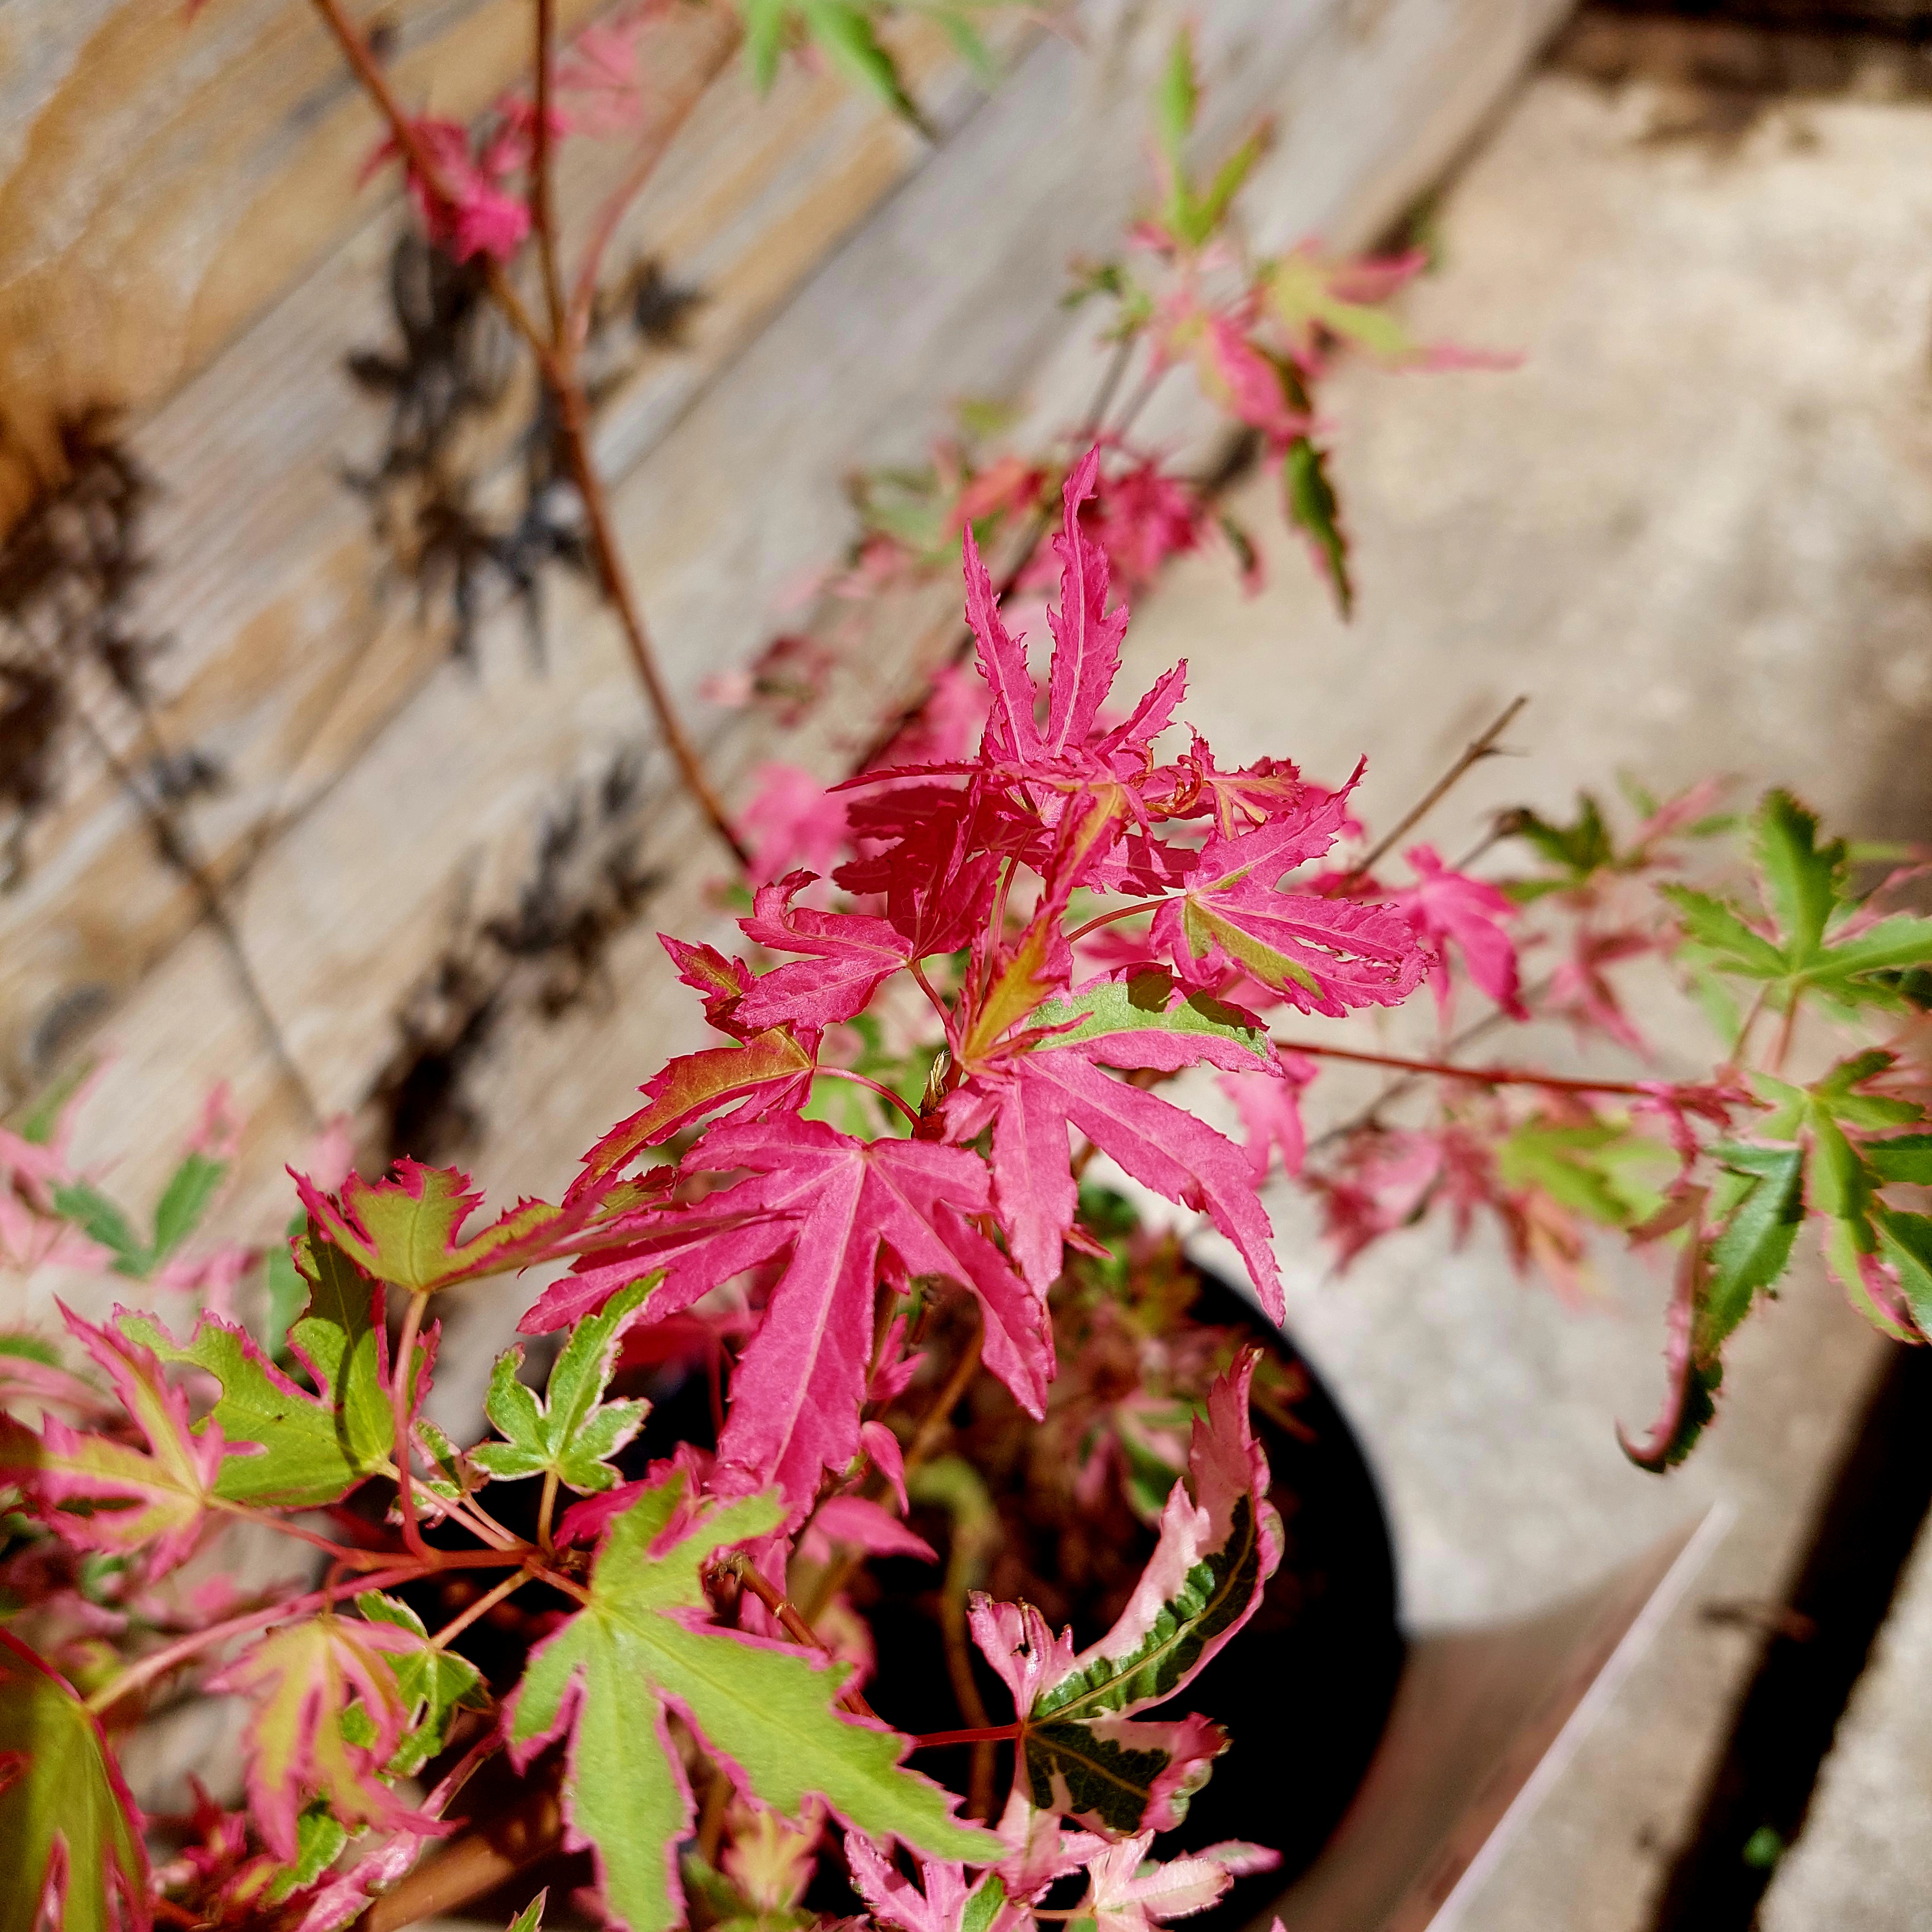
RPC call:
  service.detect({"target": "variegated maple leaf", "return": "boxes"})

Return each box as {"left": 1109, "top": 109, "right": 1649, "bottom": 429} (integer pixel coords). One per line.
{"left": 968, "top": 1352, "right": 1283, "bottom": 1835}
{"left": 509, "top": 1470, "right": 994, "bottom": 1932}
{"left": 0, "top": 1627, "right": 151, "bottom": 1932}
{"left": 0, "top": 1304, "right": 225, "bottom": 1575}
{"left": 211, "top": 1611, "right": 450, "bottom": 1862}
{"left": 295, "top": 1160, "right": 585, "bottom": 1295}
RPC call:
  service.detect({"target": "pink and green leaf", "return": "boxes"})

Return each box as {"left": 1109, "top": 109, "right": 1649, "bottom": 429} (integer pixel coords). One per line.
{"left": 0, "top": 1628, "right": 151, "bottom": 1932}
{"left": 969, "top": 1354, "right": 1281, "bottom": 1835}
{"left": 509, "top": 1471, "right": 994, "bottom": 1932}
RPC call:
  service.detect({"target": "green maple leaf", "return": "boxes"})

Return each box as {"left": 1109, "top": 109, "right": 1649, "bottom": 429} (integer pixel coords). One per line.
{"left": 1496, "top": 1117, "right": 1669, "bottom": 1229}
{"left": 510, "top": 1473, "right": 993, "bottom": 1932}
{"left": 470, "top": 1276, "right": 655, "bottom": 1493}
{"left": 0, "top": 1629, "right": 149, "bottom": 1932}
{"left": 1702, "top": 1144, "right": 1805, "bottom": 1352}
{"left": 1663, "top": 790, "right": 1932, "bottom": 1016}
{"left": 299, "top": 1160, "right": 584, "bottom": 1296}
{"left": 1150, "top": 28, "right": 1265, "bottom": 249}
{"left": 122, "top": 1225, "right": 398, "bottom": 1508}
{"left": 355, "top": 1593, "right": 487, "bottom": 1775}
{"left": 51, "top": 1146, "right": 227, "bottom": 1281}
{"left": 1029, "top": 969, "right": 1274, "bottom": 1070}
{"left": 1283, "top": 438, "right": 1351, "bottom": 620}
{"left": 507, "top": 1895, "right": 549, "bottom": 1932}
{"left": 1712, "top": 1052, "right": 1927, "bottom": 1346}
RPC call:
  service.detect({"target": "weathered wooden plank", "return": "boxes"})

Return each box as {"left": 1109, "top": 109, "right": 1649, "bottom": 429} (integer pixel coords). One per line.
{"left": 0, "top": 0, "right": 632, "bottom": 524}
{"left": 25, "top": 0, "right": 1571, "bottom": 1310}
{"left": 0, "top": 6, "right": 1012, "bottom": 1108}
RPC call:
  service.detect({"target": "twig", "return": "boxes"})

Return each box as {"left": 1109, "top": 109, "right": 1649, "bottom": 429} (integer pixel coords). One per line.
{"left": 909, "top": 1722, "right": 1019, "bottom": 1749}
{"left": 1274, "top": 1037, "right": 1658, "bottom": 1097}
{"left": 565, "top": 15, "right": 745, "bottom": 352}
{"left": 549, "top": 381, "right": 752, "bottom": 867}
{"left": 723, "top": 1555, "right": 877, "bottom": 1719}
{"left": 1347, "top": 695, "right": 1529, "bottom": 881}
{"left": 307, "top": 0, "right": 749, "bottom": 870}
{"left": 429, "top": 1566, "right": 534, "bottom": 1652}
{"left": 360, "top": 1785, "right": 563, "bottom": 1932}
{"left": 815, "top": 1064, "right": 923, "bottom": 1129}
{"left": 531, "top": 0, "right": 567, "bottom": 346}
{"left": 899, "top": 1320, "right": 984, "bottom": 1475}
{"left": 793, "top": 1319, "right": 986, "bottom": 1624}
{"left": 86, "top": 1551, "right": 529, "bottom": 1718}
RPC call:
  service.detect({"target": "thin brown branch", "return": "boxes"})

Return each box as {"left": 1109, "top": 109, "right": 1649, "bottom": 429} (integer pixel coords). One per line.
{"left": 899, "top": 1320, "right": 984, "bottom": 1476}
{"left": 723, "top": 1555, "right": 877, "bottom": 1719}
{"left": 532, "top": 0, "right": 567, "bottom": 346}
{"left": 565, "top": 14, "right": 745, "bottom": 352}
{"left": 815, "top": 1064, "right": 924, "bottom": 1128}
{"left": 308, "top": 0, "right": 748, "bottom": 869}
{"left": 1347, "top": 694, "right": 1529, "bottom": 880}
{"left": 307, "top": 0, "right": 551, "bottom": 360}
{"left": 549, "top": 382, "right": 751, "bottom": 867}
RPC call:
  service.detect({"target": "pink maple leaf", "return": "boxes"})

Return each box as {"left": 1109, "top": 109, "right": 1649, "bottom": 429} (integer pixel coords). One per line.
{"left": 1152, "top": 875, "right": 1425, "bottom": 1019}
{"left": 364, "top": 117, "right": 530, "bottom": 265}
{"left": 1197, "top": 316, "right": 1309, "bottom": 450}
{"left": 1392, "top": 843, "right": 1527, "bottom": 1023}
{"left": 741, "top": 763, "right": 851, "bottom": 885}
{"left": 974, "top": 1051, "right": 1283, "bottom": 1317}
{"left": 554, "top": 19, "right": 647, "bottom": 135}
{"left": 801, "top": 1495, "right": 937, "bottom": 1565}
{"left": 1085, "top": 458, "right": 1207, "bottom": 593}
{"left": 732, "top": 871, "right": 914, "bottom": 1032}
{"left": 661, "top": 934, "right": 757, "bottom": 1037}
{"left": 1217, "top": 1053, "right": 1317, "bottom": 1180}
{"left": 541, "top": 1120, "right": 1049, "bottom": 1512}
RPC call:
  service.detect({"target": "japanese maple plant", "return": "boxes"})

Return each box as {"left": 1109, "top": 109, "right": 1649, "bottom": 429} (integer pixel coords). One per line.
{"left": 12, "top": 5, "right": 1932, "bottom": 1932}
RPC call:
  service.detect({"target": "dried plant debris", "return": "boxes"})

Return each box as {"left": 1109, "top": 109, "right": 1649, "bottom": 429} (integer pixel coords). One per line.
{"left": 346, "top": 238, "right": 709, "bottom": 662}
{"left": 370, "top": 747, "right": 663, "bottom": 1162}
{"left": 0, "top": 418, "right": 214, "bottom": 890}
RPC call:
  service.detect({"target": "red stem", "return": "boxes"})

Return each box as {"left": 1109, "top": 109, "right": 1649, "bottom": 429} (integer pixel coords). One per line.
{"left": 1275, "top": 1037, "right": 1657, "bottom": 1097}
{"left": 392, "top": 1289, "right": 432, "bottom": 1559}
{"left": 724, "top": 1557, "right": 877, "bottom": 1719}
{"left": 815, "top": 1064, "right": 923, "bottom": 1128}
{"left": 305, "top": 0, "right": 748, "bottom": 870}
{"left": 1065, "top": 896, "right": 1165, "bottom": 944}
{"left": 85, "top": 1549, "right": 530, "bottom": 1717}
{"left": 909, "top": 1723, "right": 1020, "bottom": 1750}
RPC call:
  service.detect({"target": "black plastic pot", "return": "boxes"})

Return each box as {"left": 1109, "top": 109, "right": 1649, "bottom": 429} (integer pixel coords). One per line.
{"left": 854, "top": 1263, "right": 1403, "bottom": 1929}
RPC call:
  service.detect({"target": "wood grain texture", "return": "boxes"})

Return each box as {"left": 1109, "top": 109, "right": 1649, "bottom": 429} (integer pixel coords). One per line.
{"left": 0, "top": 2, "right": 1004, "bottom": 1106}
{"left": 0, "top": 0, "right": 619, "bottom": 524}
{"left": 10, "top": 0, "right": 1571, "bottom": 1338}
